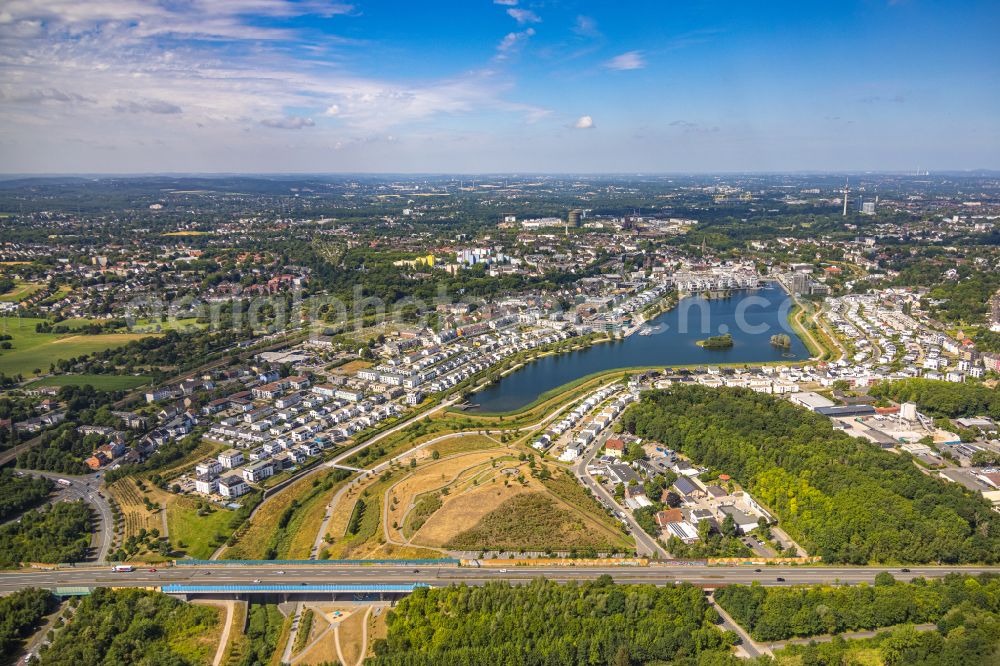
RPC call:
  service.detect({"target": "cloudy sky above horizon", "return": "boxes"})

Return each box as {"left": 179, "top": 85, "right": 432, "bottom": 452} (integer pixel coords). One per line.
{"left": 1, "top": 0, "right": 998, "bottom": 173}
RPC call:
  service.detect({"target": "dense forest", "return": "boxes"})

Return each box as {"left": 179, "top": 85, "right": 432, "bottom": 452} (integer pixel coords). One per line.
{"left": 0, "top": 500, "right": 92, "bottom": 566}
{"left": 0, "top": 471, "right": 52, "bottom": 521}
{"left": 369, "top": 578, "right": 738, "bottom": 666}
{"left": 619, "top": 386, "right": 1000, "bottom": 564}
{"left": 716, "top": 573, "right": 1000, "bottom": 642}
{"left": 34, "top": 588, "right": 219, "bottom": 666}
{"left": 870, "top": 378, "right": 1000, "bottom": 420}
{"left": 765, "top": 576, "right": 1000, "bottom": 666}
{"left": 0, "top": 587, "right": 54, "bottom": 661}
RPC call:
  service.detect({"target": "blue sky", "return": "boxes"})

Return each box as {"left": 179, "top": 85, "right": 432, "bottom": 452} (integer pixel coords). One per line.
{"left": 0, "top": 0, "right": 997, "bottom": 172}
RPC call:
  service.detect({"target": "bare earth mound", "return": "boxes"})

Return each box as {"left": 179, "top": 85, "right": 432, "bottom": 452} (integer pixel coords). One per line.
{"left": 444, "top": 492, "right": 624, "bottom": 551}
{"left": 409, "top": 477, "right": 531, "bottom": 547}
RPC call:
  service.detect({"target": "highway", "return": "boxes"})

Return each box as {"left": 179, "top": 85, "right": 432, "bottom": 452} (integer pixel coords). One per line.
{"left": 3, "top": 563, "right": 998, "bottom": 594}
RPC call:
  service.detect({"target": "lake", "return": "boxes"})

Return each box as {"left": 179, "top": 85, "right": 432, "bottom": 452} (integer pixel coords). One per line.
{"left": 469, "top": 283, "right": 808, "bottom": 412}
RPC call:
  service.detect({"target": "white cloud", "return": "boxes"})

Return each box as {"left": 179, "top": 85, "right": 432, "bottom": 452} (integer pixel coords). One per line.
{"left": 493, "top": 0, "right": 518, "bottom": 5}
{"left": 574, "top": 115, "right": 594, "bottom": 129}
{"left": 0, "top": 0, "right": 557, "bottom": 170}
{"left": 604, "top": 51, "right": 645, "bottom": 71}
{"left": 495, "top": 28, "right": 535, "bottom": 59}
{"left": 507, "top": 8, "right": 540, "bottom": 24}
{"left": 114, "top": 99, "right": 182, "bottom": 114}
{"left": 261, "top": 116, "right": 315, "bottom": 129}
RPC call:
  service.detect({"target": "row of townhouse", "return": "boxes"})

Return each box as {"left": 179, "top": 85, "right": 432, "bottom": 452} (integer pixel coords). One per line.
{"left": 576, "top": 391, "right": 636, "bottom": 449}
{"left": 547, "top": 384, "right": 623, "bottom": 442}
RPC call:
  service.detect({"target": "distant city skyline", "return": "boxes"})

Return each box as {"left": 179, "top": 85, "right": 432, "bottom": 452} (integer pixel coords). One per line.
{"left": 1, "top": 0, "right": 998, "bottom": 173}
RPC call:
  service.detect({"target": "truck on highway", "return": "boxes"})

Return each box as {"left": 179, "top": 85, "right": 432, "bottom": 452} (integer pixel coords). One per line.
{"left": 57, "top": 478, "right": 72, "bottom": 487}
{"left": 112, "top": 565, "right": 134, "bottom": 572}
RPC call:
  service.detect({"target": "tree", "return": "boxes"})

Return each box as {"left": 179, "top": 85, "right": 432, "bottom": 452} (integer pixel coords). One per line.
{"left": 874, "top": 571, "right": 896, "bottom": 586}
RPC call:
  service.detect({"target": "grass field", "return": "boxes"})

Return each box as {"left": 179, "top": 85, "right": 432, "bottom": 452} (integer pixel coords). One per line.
{"left": 0, "top": 316, "right": 154, "bottom": 377}
{"left": 27, "top": 374, "right": 152, "bottom": 390}
{"left": 219, "top": 601, "right": 248, "bottom": 666}
{"left": 329, "top": 359, "right": 372, "bottom": 375}
{"left": 0, "top": 281, "right": 44, "bottom": 302}
{"left": 335, "top": 606, "right": 368, "bottom": 665}
{"left": 131, "top": 317, "right": 206, "bottom": 333}
{"left": 166, "top": 493, "right": 237, "bottom": 560}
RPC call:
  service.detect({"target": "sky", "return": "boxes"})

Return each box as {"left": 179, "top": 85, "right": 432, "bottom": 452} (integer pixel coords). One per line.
{"left": 1, "top": 0, "right": 998, "bottom": 174}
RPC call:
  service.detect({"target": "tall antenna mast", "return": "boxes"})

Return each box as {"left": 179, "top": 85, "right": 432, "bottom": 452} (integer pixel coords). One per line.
{"left": 843, "top": 177, "right": 850, "bottom": 216}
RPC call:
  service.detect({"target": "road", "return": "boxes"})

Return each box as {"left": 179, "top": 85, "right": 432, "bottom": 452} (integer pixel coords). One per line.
{"left": 2, "top": 563, "right": 998, "bottom": 594}
{"left": 573, "top": 428, "right": 667, "bottom": 558}
{"left": 14, "top": 469, "right": 115, "bottom": 562}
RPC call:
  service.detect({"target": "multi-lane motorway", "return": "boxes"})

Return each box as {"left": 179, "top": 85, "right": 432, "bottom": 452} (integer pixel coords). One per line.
{"left": 3, "top": 564, "right": 999, "bottom": 594}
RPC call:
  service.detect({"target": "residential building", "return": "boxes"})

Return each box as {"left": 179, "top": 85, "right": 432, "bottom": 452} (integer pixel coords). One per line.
{"left": 218, "top": 475, "right": 249, "bottom": 498}
{"left": 218, "top": 448, "right": 245, "bottom": 469}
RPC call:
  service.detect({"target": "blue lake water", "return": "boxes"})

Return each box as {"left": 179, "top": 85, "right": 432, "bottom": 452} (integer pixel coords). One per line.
{"left": 470, "top": 283, "right": 808, "bottom": 412}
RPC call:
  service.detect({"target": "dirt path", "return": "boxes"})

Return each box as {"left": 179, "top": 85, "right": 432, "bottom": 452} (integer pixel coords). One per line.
{"left": 333, "top": 622, "right": 349, "bottom": 666}
{"left": 211, "top": 600, "right": 235, "bottom": 666}
{"left": 353, "top": 606, "right": 373, "bottom": 666}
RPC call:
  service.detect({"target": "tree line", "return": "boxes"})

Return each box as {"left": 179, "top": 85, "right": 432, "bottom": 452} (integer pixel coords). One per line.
{"left": 870, "top": 378, "right": 1000, "bottom": 420}
{"left": 716, "top": 572, "right": 1000, "bottom": 642}
{"left": 619, "top": 386, "right": 1000, "bottom": 564}
{"left": 764, "top": 575, "right": 1000, "bottom": 666}
{"left": 369, "top": 578, "right": 738, "bottom": 666}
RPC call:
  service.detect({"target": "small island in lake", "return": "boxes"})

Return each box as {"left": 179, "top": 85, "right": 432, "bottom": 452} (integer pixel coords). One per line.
{"left": 770, "top": 333, "right": 792, "bottom": 349}
{"left": 696, "top": 333, "right": 734, "bottom": 349}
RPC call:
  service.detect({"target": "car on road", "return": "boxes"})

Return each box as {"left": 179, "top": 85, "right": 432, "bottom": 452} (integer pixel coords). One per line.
{"left": 253, "top": 579, "right": 261, "bottom": 583}
{"left": 754, "top": 569, "right": 761, "bottom": 573}
{"left": 276, "top": 570, "right": 285, "bottom": 575}
{"left": 149, "top": 568, "right": 157, "bottom": 572}
{"left": 901, "top": 568, "right": 911, "bottom": 573}
{"left": 499, "top": 569, "right": 507, "bottom": 573}
{"left": 775, "top": 577, "right": 786, "bottom": 582}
